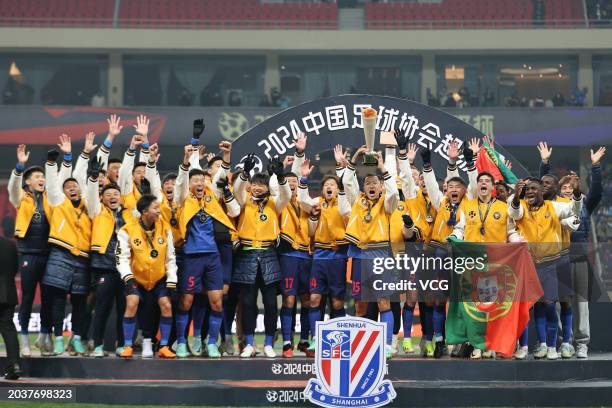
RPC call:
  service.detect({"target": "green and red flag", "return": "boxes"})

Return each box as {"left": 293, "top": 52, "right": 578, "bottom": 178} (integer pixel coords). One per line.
{"left": 475, "top": 138, "right": 518, "bottom": 184}
{"left": 446, "top": 238, "right": 542, "bottom": 357}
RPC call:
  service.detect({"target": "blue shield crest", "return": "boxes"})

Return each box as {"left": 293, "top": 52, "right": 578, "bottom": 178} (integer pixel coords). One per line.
{"left": 305, "top": 316, "right": 396, "bottom": 408}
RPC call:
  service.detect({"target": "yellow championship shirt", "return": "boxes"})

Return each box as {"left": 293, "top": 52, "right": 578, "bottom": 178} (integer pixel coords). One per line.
{"left": 237, "top": 194, "right": 279, "bottom": 248}
{"left": 515, "top": 199, "right": 563, "bottom": 263}
{"left": 313, "top": 196, "right": 347, "bottom": 249}
{"left": 345, "top": 193, "right": 390, "bottom": 250}
{"left": 48, "top": 197, "right": 91, "bottom": 257}
{"left": 280, "top": 197, "right": 311, "bottom": 252}
{"left": 462, "top": 198, "right": 509, "bottom": 243}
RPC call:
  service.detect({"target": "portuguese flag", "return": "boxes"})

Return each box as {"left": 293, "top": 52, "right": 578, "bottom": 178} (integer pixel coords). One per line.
{"left": 446, "top": 238, "right": 542, "bottom": 357}
{"left": 475, "top": 139, "right": 518, "bottom": 184}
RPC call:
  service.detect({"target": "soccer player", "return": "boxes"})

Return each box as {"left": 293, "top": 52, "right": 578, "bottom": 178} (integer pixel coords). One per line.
{"left": 233, "top": 154, "right": 291, "bottom": 358}
{"left": 173, "top": 144, "right": 240, "bottom": 358}
{"left": 421, "top": 141, "right": 473, "bottom": 358}
{"left": 85, "top": 152, "right": 133, "bottom": 358}
{"left": 9, "top": 145, "right": 55, "bottom": 356}
{"left": 116, "top": 194, "right": 178, "bottom": 359}
{"left": 344, "top": 147, "right": 399, "bottom": 359}
{"left": 41, "top": 134, "right": 92, "bottom": 356}
{"left": 509, "top": 177, "right": 582, "bottom": 360}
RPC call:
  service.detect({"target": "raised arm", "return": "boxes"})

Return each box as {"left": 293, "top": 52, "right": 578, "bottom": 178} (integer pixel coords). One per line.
{"left": 9, "top": 145, "right": 29, "bottom": 208}
{"left": 57, "top": 134, "right": 73, "bottom": 187}
{"left": 174, "top": 145, "right": 193, "bottom": 207}
{"left": 508, "top": 180, "right": 526, "bottom": 221}
{"left": 585, "top": 147, "right": 605, "bottom": 215}
{"left": 297, "top": 178, "right": 319, "bottom": 211}
{"left": 133, "top": 114, "right": 150, "bottom": 164}
{"left": 552, "top": 175, "right": 583, "bottom": 219}
{"left": 379, "top": 151, "right": 399, "bottom": 214}
{"left": 118, "top": 135, "right": 142, "bottom": 195}
{"left": 398, "top": 149, "right": 416, "bottom": 199}
{"left": 292, "top": 132, "right": 307, "bottom": 177}
{"left": 275, "top": 177, "right": 291, "bottom": 214}
{"left": 145, "top": 143, "right": 163, "bottom": 203}
{"left": 164, "top": 230, "right": 178, "bottom": 288}
{"left": 537, "top": 141, "right": 552, "bottom": 178}
{"left": 85, "top": 154, "right": 103, "bottom": 218}
{"left": 45, "top": 155, "right": 65, "bottom": 207}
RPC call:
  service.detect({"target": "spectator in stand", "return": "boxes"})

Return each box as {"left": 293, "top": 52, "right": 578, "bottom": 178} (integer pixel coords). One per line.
{"left": 427, "top": 88, "right": 440, "bottom": 107}
{"left": 571, "top": 87, "right": 588, "bottom": 106}
{"left": 228, "top": 91, "right": 242, "bottom": 107}
{"left": 552, "top": 92, "right": 565, "bottom": 107}
{"left": 482, "top": 88, "right": 495, "bottom": 107}
{"left": 91, "top": 91, "right": 105, "bottom": 107}
{"left": 505, "top": 93, "right": 520, "bottom": 107}
{"left": 270, "top": 87, "right": 281, "bottom": 106}
{"left": 544, "top": 98, "right": 554, "bottom": 108}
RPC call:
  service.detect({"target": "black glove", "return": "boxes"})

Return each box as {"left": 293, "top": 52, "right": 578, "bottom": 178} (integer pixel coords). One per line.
{"left": 216, "top": 175, "right": 229, "bottom": 190}
{"left": 394, "top": 128, "right": 409, "bottom": 150}
{"left": 402, "top": 214, "right": 414, "bottom": 228}
{"left": 462, "top": 144, "right": 474, "bottom": 165}
{"left": 140, "top": 178, "right": 151, "bottom": 195}
{"left": 266, "top": 160, "right": 274, "bottom": 177}
{"left": 420, "top": 145, "right": 432, "bottom": 167}
{"left": 242, "top": 153, "right": 256, "bottom": 175}
{"left": 270, "top": 156, "right": 284, "bottom": 180}
{"left": 87, "top": 153, "right": 102, "bottom": 180}
{"left": 47, "top": 149, "right": 60, "bottom": 163}
{"left": 193, "top": 119, "right": 205, "bottom": 140}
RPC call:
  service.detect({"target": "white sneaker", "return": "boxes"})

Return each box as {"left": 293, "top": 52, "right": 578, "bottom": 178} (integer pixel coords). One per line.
{"left": 20, "top": 334, "right": 31, "bottom": 357}
{"left": 391, "top": 335, "right": 399, "bottom": 355}
{"left": 141, "top": 338, "right": 154, "bottom": 359}
{"left": 576, "top": 344, "right": 588, "bottom": 359}
{"left": 560, "top": 343, "right": 574, "bottom": 359}
{"left": 514, "top": 346, "right": 528, "bottom": 360}
{"left": 264, "top": 345, "right": 277, "bottom": 358}
{"left": 240, "top": 345, "right": 255, "bottom": 358}
{"left": 40, "top": 333, "right": 54, "bottom": 356}
{"left": 546, "top": 347, "right": 559, "bottom": 360}
{"left": 482, "top": 350, "right": 496, "bottom": 359}
{"left": 223, "top": 337, "right": 235, "bottom": 356}
{"left": 533, "top": 342, "right": 547, "bottom": 359}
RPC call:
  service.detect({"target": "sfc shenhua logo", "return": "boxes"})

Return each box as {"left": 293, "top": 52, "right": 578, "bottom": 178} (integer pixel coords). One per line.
{"left": 304, "top": 317, "right": 396, "bottom": 408}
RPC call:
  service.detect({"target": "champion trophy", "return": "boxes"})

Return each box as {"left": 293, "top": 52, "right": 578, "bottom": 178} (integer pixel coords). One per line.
{"left": 362, "top": 107, "right": 378, "bottom": 166}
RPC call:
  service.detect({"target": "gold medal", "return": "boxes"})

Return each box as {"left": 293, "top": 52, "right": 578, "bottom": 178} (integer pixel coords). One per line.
{"left": 480, "top": 226, "right": 486, "bottom": 236}
{"left": 425, "top": 214, "right": 434, "bottom": 223}
{"left": 150, "top": 249, "right": 159, "bottom": 258}
{"left": 205, "top": 195, "right": 212, "bottom": 203}
{"left": 260, "top": 214, "right": 268, "bottom": 221}
{"left": 364, "top": 214, "right": 372, "bottom": 223}
{"left": 199, "top": 213, "right": 207, "bottom": 222}
{"left": 170, "top": 218, "right": 178, "bottom": 227}
{"left": 32, "top": 211, "right": 42, "bottom": 222}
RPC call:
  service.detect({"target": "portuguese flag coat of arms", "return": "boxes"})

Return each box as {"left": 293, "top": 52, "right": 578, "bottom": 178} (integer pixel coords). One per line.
{"left": 446, "top": 239, "right": 543, "bottom": 357}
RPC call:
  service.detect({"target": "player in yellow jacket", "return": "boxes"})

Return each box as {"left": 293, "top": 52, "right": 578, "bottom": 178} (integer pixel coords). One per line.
{"left": 118, "top": 115, "right": 151, "bottom": 211}
{"left": 116, "top": 194, "right": 178, "bottom": 359}
{"left": 40, "top": 135, "right": 93, "bottom": 356}
{"left": 508, "top": 177, "right": 582, "bottom": 360}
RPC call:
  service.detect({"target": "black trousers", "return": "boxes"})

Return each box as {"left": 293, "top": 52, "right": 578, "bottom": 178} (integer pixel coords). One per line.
{"left": 239, "top": 271, "right": 278, "bottom": 337}
{"left": 44, "top": 285, "right": 87, "bottom": 337}
{"left": 0, "top": 304, "right": 20, "bottom": 366}
{"left": 17, "top": 253, "right": 47, "bottom": 334}
{"left": 93, "top": 270, "right": 126, "bottom": 348}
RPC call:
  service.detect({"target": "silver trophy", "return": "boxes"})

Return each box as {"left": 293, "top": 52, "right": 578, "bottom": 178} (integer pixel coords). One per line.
{"left": 362, "top": 107, "right": 378, "bottom": 166}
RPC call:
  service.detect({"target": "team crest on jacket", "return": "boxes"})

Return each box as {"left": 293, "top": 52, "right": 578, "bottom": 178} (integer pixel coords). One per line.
{"left": 305, "top": 317, "right": 396, "bottom": 408}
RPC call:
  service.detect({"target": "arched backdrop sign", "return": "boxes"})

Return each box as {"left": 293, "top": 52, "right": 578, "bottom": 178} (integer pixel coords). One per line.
{"left": 231, "top": 94, "right": 529, "bottom": 180}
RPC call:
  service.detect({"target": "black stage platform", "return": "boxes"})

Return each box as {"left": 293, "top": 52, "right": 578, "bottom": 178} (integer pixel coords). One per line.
{"left": 2, "top": 354, "right": 612, "bottom": 406}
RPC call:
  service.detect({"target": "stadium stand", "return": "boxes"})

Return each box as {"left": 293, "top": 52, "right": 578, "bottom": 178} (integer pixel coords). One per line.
{"left": 0, "top": 0, "right": 115, "bottom": 27}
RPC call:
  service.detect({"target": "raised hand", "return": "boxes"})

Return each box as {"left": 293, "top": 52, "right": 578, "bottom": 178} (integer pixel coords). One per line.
{"left": 205, "top": 152, "right": 215, "bottom": 163}
{"left": 537, "top": 141, "right": 552, "bottom": 163}
{"left": 130, "top": 134, "right": 144, "bottom": 150}
{"left": 462, "top": 142, "right": 474, "bottom": 165}
{"left": 148, "top": 143, "right": 160, "bottom": 163}
{"left": 283, "top": 155, "right": 295, "bottom": 169}
{"left": 295, "top": 132, "right": 307, "bottom": 154}
{"left": 468, "top": 137, "right": 481, "bottom": 155}
{"left": 133, "top": 114, "right": 149, "bottom": 138}
{"left": 311, "top": 203, "right": 321, "bottom": 217}
{"left": 483, "top": 135, "right": 493, "bottom": 147}
{"left": 513, "top": 179, "right": 526, "bottom": 203}
{"left": 197, "top": 145, "right": 206, "bottom": 161}
{"left": 183, "top": 145, "right": 194, "bottom": 166}
{"left": 83, "top": 131, "right": 97, "bottom": 154}
{"left": 57, "top": 134, "right": 71, "bottom": 155}
{"left": 300, "top": 159, "right": 314, "bottom": 178}
{"left": 406, "top": 143, "right": 419, "bottom": 163}
{"left": 394, "top": 128, "right": 409, "bottom": 151}
{"left": 219, "top": 141, "right": 232, "bottom": 163}
{"left": 351, "top": 145, "right": 368, "bottom": 164}
{"left": 420, "top": 144, "right": 432, "bottom": 167}
{"left": 47, "top": 149, "right": 60, "bottom": 164}
{"left": 375, "top": 151, "right": 385, "bottom": 172}
{"left": 570, "top": 174, "right": 581, "bottom": 197}
{"left": 216, "top": 174, "right": 229, "bottom": 190}
{"left": 107, "top": 114, "right": 122, "bottom": 139}
{"left": 242, "top": 153, "right": 256, "bottom": 175}
{"left": 270, "top": 156, "right": 285, "bottom": 179}
{"left": 17, "top": 144, "right": 30, "bottom": 165}
{"left": 504, "top": 159, "right": 513, "bottom": 170}
{"left": 591, "top": 146, "right": 606, "bottom": 165}
{"left": 447, "top": 140, "right": 460, "bottom": 163}
{"left": 87, "top": 154, "right": 102, "bottom": 179}
{"left": 193, "top": 119, "right": 205, "bottom": 140}
{"left": 334, "top": 144, "right": 348, "bottom": 168}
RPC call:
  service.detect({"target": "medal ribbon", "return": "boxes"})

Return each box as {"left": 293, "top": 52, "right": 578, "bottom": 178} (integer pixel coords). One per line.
{"left": 478, "top": 198, "right": 495, "bottom": 235}
{"left": 139, "top": 220, "right": 157, "bottom": 256}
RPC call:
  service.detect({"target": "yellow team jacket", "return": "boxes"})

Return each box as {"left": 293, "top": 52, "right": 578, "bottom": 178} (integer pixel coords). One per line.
{"left": 389, "top": 199, "right": 423, "bottom": 254}
{"left": 118, "top": 219, "right": 171, "bottom": 290}
{"left": 237, "top": 194, "right": 279, "bottom": 248}
{"left": 462, "top": 198, "right": 509, "bottom": 243}
{"left": 161, "top": 196, "right": 184, "bottom": 248}
{"left": 121, "top": 183, "right": 141, "bottom": 211}
{"left": 90, "top": 207, "right": 136, "bottom": 254}
{"left": 179, "top": 185, "right": 237, "bottom": 243}
{"left": 406, "top": 190, "right": 437, "bottom": 243}
{"left": 430, "top": 198, "right": 466, "bottom": 246}
{"left": 279, "top": 197, "right": 311, "bottom": 252}
{"left": 48, "top": 197, "right": 91, "bottom": 257}
{"left": 313, "top": 196, "right": 347, "bottom": 249}
{"left": 515, "top": 199, "right": 563, "bottom": 263}
{"left": 345, "top": 193, "right": 390, "bottom": 250}
{"left": 14, "top": 192, "right": 52, "bottom": 239}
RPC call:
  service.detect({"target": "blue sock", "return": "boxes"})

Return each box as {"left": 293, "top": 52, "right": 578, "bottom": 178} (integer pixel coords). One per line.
{"left": 561, "top": 304, "right": 573, "bottom": 343}
{"left": 545, "top": 303, "right": 558, "bottom": 347}
{"left": 175, "top": 310, "right": 189, "bottom": 344}
{"left": 300, "top": 306, "right": 310, "bottom": 341}
{"left": 519, "top": 326, "right": 529, "bottom": 347}
{"left": 265, "top": 334, "right": 274, "bottom": 347}
{"left": 122, "top": 316, "right": 136, "bottom": 347}
{"left": 380, "top": 310, "right": 394, "bottom": 345}
{"left": 280, "top": 307, "right": 293, "bottom": 343}
{"left": 309, "top": 307, "right": 320, "bottom": 339}
{"left": 432, "top": 305, "right": 445, "bottom": 341}
{"left": 159, "top": 316, "right": 172, "bottom": 346}
{"left": 534, "top": 303, "right": 546, "bottom": 344}
{"left": 402, "top": 305, "right": 414, "bottom": 339}
{"left": 245, "top": 334, "right": 254, "bottom": 346}
{"left": 334, "top": 308, "right": 346, "bottom": 318}
{"left": 207, "top": 310, "right": 223, "bottom": 345}
{"left": 191, "top": 296, "right": 207, "bottom": 338}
